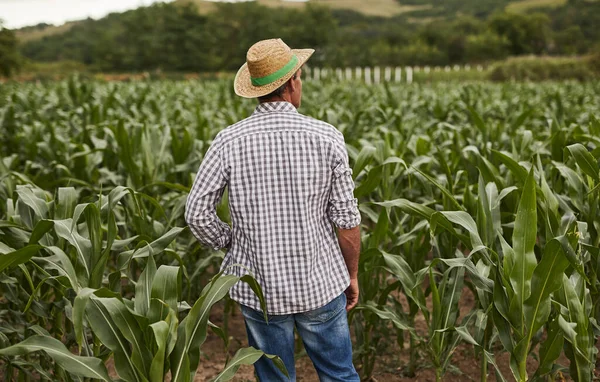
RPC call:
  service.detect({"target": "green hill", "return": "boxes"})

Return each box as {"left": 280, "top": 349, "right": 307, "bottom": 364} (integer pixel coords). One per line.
{"left": 15, "top": 22, "right": 79, "bottom": 43}
{"left": 11, "top": 0, "right": 600, "bottom": 74}
{"left": 15, "top": 0, "right": 579, "bottom": 43}
{"left": 177, "top": 0, "right": 431, "bottom": 18}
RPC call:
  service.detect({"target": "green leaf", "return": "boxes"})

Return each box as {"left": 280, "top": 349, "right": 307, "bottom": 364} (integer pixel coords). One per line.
{"left": 0, "top": 244, "right": 41, "bottom": 272}
{"left": 523, "top": 238, "right": 569, "bottom": 339}
{"left": 148, "top": 265, "right": 181, "bottom": 323}
{"left": 352, "top": 145, "right": 376, "bottom": 179}
{"left": 413, "top": 168, "right": 464, "bottom": 211}
{"left": 16, "top": 186, "right": 49, "bottom": 221}
{"left": 149, "top": 321, "right": 169, "bottom": 382}
{"left": 171, "top": 273, "right": 254, "bottom": 382}
{"left": 135, "top": 253, "right": 157, "bottom": 317}
{"left": 440, "top": 211, "right": 486, "bottom": 254}
{"left": 212, "top": 347, "right": 287, "bottom": 382}
{"left": 508, "top": 168, "right": 537, "bottom": 333}
{"left": 118, "top": 227, "right": 186, "bottom": 269}
{"left": 373, "top": 198, "right": 435, "bottom": 221}
{"left": 0, "top": 335, "right": 111, "bottom": 381}
{"left": 354, "top": 301, "right": 417, "bottom": 335}
{"left": 73, "top": 288, "right": 96, "bottom": 351}
{"left": 467, "top": 104, "right": 487, "bottom": 136}
{"left": 95, "top": 297, "right": 152, "bottom": 380}
{"left": 380, "top": 251, "right": 425, "bottom": 309}
{"left": 36, "top": 246, "right": 80, "bottom": 292}
{"left": 84, "top": 203, "right": 103, "bottom": 287}
{"left": 355, "top": 165, "right": 382, "bottom": 198}
{"left": 553, "top": 162, "right": 584, "bottom": 193}
{"left": 149, "top": 307, "right": 178, "bottom": 382}
{"left": 536, "top": 314, "right": 564, "bottom": 378}
{"left": 86, "top": 297, "right": 142, "bottom": 382}
{"left": 565, "top": 143, "right": 599, "bottom": 182}
{"left": 56, "top": 187, "right": 78, "bottom": 220}
{"left": 28, "top": 219, "right": 54, "bottom": 245}
{"left": 491, "top": 150, "right": 528, "bottom": 184}
{"left": 369, "top": 208, "right": 389, "bottom": 249}
{"left": 239, "top": 274, "right": 268, "bottom": 317}
{"left": 555, "top": 275, "right": 595, "bottom": 382}
{"left": 53, "top": 218, "right": 92, "bottom": 284}
{"left": 434, "top": 325, "right": 478, "bottom": 347}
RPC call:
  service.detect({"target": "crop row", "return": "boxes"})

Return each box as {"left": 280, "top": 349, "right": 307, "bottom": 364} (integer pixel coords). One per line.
{"left": 0, "top": 78, "right": 599, "bottom": 381}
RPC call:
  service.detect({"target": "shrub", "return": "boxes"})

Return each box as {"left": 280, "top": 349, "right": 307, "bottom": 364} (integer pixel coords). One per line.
{"left": 488, "top": 55, "right": 598, "bottom": 81}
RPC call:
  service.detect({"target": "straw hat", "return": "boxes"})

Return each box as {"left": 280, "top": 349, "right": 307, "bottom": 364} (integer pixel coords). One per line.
{"left": 234, "top": 39, "right": 314, "bottom": 99}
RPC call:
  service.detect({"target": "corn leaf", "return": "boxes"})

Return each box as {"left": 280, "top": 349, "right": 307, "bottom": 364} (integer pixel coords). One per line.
{"left": 507, "top": 168, "right": 537, "bottom": 332}
{"left": 87, "top": 296, "right": 143, "bottom": 382}
{"left": 148, "top": 265, "right": 181, "bottom": 323}
{"left": 0, "top": 244, "right": 41, "bottom": 272}
{"left": 212, "top": 347, "right": 287, "bottom": 382}
{"left": 135, "top": 252, "right": 157, "bottom": 317}
{"left": 565, "top": 143, "right": 599, "bottom": 182}
{"left": 95, "top": 297, "right": 152, "bottom": 380}
{"left": 0, "top": 335, "right": 111, "bottom": 381}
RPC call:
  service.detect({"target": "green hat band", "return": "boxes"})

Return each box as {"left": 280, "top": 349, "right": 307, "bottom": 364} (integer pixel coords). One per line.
{"left": 251, "top": 55, "right": 299, "bottom": 86}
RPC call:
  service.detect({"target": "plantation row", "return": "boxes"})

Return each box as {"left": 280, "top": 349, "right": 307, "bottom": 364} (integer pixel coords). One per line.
{"left": 0, "top": 78, "right": 599, "bottom": 381}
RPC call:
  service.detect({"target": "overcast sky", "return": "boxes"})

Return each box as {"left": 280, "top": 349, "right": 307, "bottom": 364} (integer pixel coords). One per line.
{"left": 0, "top": 0, "right": 176, "bottom": 29}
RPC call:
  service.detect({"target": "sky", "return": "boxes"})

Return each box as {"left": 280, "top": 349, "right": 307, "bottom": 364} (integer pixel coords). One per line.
{"left": 0, "top": 0, "right": 175, "bottom": 29}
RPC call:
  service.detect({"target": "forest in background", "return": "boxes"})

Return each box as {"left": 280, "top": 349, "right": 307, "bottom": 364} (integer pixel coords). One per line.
{"left": 1, "top": 0, "right": 599, "bottom": 77}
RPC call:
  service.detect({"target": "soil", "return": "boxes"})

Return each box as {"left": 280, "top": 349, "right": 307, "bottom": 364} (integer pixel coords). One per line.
{"left": 191, "top": 286, "right": 597, "bottom": 382}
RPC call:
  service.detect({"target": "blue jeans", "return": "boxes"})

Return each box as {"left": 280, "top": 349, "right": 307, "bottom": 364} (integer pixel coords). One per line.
{"left": 240, "top": 293, "right": 360, "bottom": 382}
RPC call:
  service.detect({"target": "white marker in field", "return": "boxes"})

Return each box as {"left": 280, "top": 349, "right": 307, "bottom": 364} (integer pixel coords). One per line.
{"left": 406, "top": 67, "right": 413, "bottom": 84}
{"left": 356, "top": 67, "right": 362, "bottom": 81}
{"left": 345, "top": 67, "right": 352, "bottom": 80}
{"left": 336, "top": 68, "right": 343, "bottom": 80}
{"left": 365, "top": 67, "right": 372, "bottom": 85}
{"left": 314, "top": 67, "right": 320, "bottom": 81}
{"left": 424, "top": 66, "right": 430, "bottom": 74}
{"left": 374, "top": 67, "right": 380, "bottom": 84}
{"left": 395, "top": 67, "right": 401, "bottom": 82}
{"left": 384, "top": 67, "right": 391, "bottom": 82}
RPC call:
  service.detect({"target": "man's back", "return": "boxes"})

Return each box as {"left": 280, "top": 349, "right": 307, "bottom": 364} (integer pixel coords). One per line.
{"left": 186, "top": 38, "right": 361, "bottom": 381}
{"left": 186, "top": 101, "right": 360, "bottom": 314}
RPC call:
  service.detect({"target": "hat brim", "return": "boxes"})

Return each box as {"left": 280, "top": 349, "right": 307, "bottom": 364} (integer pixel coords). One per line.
{"left": 234, "top": 49, "right": 314, "bottom": 99}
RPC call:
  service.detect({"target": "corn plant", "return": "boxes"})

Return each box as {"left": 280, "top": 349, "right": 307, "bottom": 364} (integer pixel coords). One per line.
{"left": 2, "top": 78, "right": 600, "bottom": 381}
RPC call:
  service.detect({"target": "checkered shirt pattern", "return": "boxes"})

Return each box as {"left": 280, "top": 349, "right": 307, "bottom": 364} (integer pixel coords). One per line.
{"left": 185, "top": 101, "right": 361, "bottom": 315}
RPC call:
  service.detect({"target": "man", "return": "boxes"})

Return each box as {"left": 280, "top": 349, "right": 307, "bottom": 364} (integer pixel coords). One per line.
{"left": 185, "top": 38, "right": 361, "bottom": 382}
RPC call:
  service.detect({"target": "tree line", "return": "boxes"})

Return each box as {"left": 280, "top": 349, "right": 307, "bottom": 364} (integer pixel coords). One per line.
{"left": 4, "top": 0, "right": 600, "bottom": 75}
{"left": 0, "top": 22, "right": 20, "bottom": 77}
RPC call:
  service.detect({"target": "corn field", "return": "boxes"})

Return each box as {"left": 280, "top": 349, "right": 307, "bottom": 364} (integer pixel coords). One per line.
{"left": 0, "top": 78, "right": 599, "bottom": 381}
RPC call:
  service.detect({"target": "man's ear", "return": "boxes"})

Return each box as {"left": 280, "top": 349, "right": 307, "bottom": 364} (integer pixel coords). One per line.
{"left": 287, "top": 76, "right": 297, "bottom": 93}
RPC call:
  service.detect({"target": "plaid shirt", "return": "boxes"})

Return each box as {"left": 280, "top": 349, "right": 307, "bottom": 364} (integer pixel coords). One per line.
{"left": 185, "top": 101, "right": 360, "bottom": 314}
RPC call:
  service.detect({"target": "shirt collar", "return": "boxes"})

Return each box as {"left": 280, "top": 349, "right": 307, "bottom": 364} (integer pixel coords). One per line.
{"left": 253, "top": 101, "right": 298, "bottom": 115}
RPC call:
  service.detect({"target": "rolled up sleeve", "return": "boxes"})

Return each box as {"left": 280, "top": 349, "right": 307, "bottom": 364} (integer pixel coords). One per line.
{"left": 327, "top": 139, "right": 361, "bottom": 229}
{"left": 185, "top": 141, "right": 232, "bottom": 250}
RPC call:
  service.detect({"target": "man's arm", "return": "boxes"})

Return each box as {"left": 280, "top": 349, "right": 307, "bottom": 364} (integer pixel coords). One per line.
{"left": 185, "top": 141, "right": 232, "bottom": 250}
{"left": 337, "top": 226, "right": 361, "bottom": 311}
{"left": 327, "top": 135, "right": 362, "bottom": 311}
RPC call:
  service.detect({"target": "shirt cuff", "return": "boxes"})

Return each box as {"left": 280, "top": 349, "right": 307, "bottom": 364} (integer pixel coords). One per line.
{"left": 329, "top": 198, "right": 361, "bottom": 229}
{"left": 212, "top": 222, "right": 232, "bottom": 250}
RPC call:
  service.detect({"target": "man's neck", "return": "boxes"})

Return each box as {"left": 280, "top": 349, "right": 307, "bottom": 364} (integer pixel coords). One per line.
{"left": 259, "top": 98, "right": 288, "bottom": 104}
{"left": 259, "top": 93, "right": 293, "bottom": 104}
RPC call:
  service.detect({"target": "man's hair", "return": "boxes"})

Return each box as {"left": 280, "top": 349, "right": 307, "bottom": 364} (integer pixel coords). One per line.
{"left": 257, "top": 71, "right": 298, "bottom": 102}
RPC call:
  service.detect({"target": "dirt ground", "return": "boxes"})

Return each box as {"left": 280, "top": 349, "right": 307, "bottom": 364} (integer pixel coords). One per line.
{"left": 194, "top": 286, "right": 599, "bottom": 382}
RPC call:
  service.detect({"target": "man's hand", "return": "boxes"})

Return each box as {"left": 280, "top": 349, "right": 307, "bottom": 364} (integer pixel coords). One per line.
{"left": 345, "top": 278, "right": 359, "bottom": 311}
